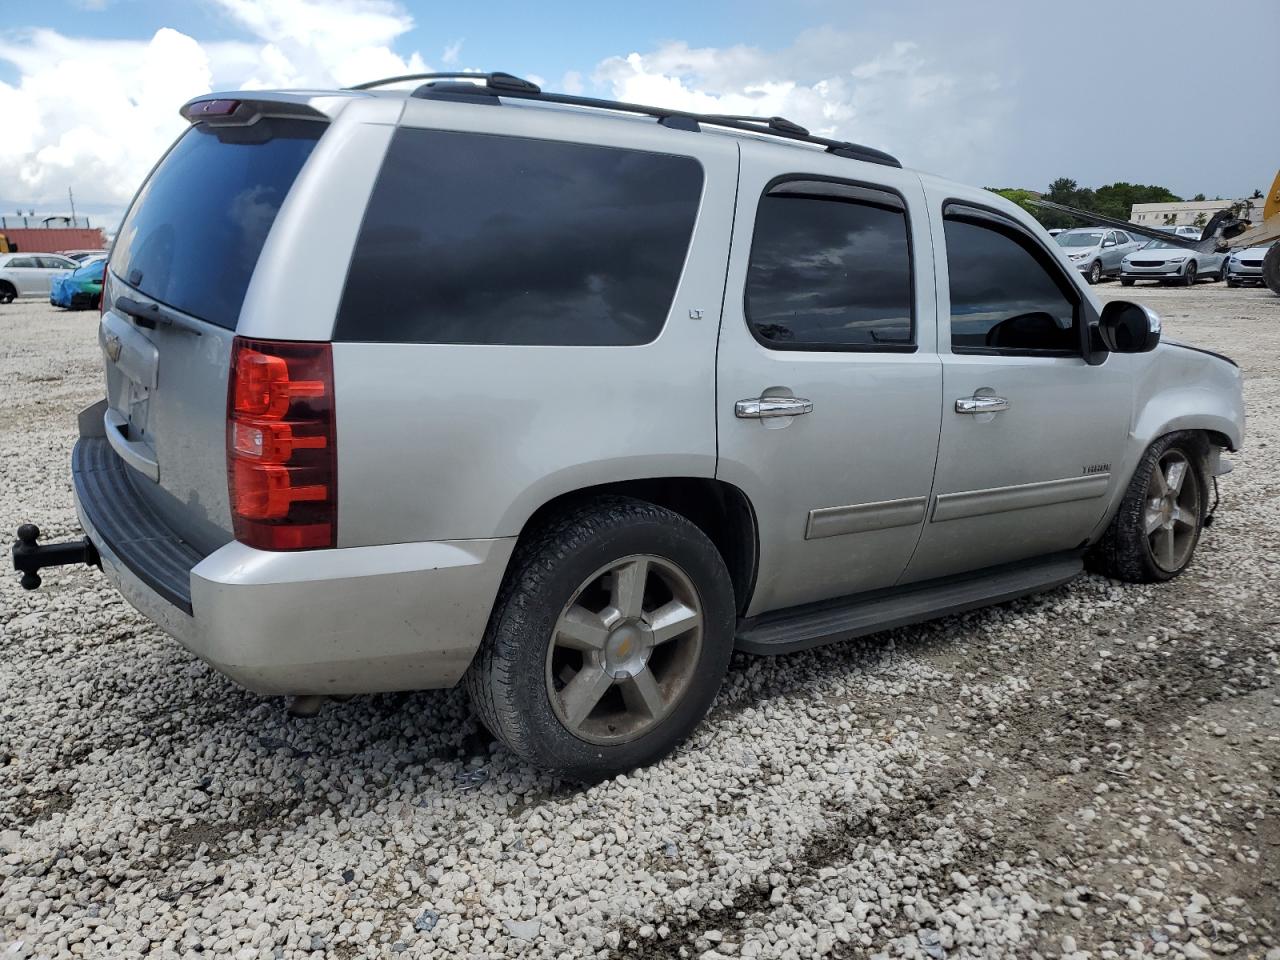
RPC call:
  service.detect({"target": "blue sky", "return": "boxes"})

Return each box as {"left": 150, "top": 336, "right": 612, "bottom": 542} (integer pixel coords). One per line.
{"left": 3, "top": 0, "right": 1278, "bottom": 228}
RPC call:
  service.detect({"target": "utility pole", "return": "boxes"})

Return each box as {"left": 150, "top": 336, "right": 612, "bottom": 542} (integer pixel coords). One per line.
{"left": 68, "top": 187, "right": 77, "bottom": 227}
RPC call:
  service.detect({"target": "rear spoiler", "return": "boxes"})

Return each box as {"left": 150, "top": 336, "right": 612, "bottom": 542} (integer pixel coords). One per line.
{"left": 1029, "top": 199, "right": 1251, "bottom": 253}
{"left": 179, "top": 91, "right": 366, "bottom": 126}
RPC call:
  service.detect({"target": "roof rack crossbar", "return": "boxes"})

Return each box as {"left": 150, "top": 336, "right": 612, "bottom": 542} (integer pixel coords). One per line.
{"left": 347, "top": 71, "right": 901, "bottom": 168}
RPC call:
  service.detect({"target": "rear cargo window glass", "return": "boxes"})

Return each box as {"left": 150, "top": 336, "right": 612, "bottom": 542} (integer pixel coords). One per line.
{"left": 110, "top": 119, "right": 324, "bottom": 330}
{"left": 334, "top": 129, "right": 703, "bottom": 345}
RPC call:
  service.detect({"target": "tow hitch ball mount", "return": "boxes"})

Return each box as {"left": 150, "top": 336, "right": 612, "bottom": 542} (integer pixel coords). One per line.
{"left": 11, "top": 524, "right": 99, "bottom": 590}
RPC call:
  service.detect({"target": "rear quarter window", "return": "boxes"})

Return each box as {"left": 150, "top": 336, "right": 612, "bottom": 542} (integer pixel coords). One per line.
{"left": 110, "top": 118, "right": 324, "bottom": 330}
{"left": 334, "top": 129, "right": 704, "bottom": 346}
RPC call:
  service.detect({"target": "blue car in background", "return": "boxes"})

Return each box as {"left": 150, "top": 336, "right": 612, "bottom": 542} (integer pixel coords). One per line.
{"left": 49, "top": 257, "right": 106, "bottom": 310}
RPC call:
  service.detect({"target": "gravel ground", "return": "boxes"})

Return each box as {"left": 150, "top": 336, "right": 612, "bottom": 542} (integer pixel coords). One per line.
{"left": 2, "top": 284, "right": 1278, "bottom": 960}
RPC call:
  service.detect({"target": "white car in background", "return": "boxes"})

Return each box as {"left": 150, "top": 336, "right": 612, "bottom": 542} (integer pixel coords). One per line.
{"left": 1120, "top": 238, "right": 1228, "bottom": 286}
{"left": 0, "top": 252, "right": 81, "bottom": 303}
{"left": 1055, "top": 228, "right": 1146, "bottom": 284}
{"left": 1226, "top": 244, "right": 1274, "bottom": 287}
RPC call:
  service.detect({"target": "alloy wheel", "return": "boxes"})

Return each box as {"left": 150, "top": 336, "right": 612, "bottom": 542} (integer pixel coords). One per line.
{"left": 1145, "top": 449, "right": 1201, "bottom": 573}
{"left": 545, "top": 554, "right": 704, "bottom": 745}
{"left": 1089, "top": 261, "right": 1102, "bottom": 284}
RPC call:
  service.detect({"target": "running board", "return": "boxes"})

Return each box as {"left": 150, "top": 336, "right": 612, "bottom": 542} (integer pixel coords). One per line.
{"left": 735, "top": 552, "right": 1084, "bottom": 655}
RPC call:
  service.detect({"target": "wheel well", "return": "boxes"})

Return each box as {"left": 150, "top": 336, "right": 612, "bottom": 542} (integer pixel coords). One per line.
{"left": 520, "top": 478, "right": 759, "bottom": 615}
{"left": 0, "top": 280, "right": 15, "bottom": 294}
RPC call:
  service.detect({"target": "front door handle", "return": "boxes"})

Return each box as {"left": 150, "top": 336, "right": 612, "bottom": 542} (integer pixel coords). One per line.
{"left": 735, "top": 397, "right": 814, "bottom": 419}
{"left": 955, "top": 395, "right": 1010, "bottom": 415}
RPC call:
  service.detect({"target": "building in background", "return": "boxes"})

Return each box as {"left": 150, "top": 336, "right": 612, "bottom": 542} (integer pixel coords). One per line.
{"left": 0, "top": 213, "right": 106, "bottom": 253}
{"left": 1131, "top": 197, "right": 1264, "bottom": 228}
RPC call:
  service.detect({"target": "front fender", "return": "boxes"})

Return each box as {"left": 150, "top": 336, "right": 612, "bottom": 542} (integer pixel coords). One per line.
{"left": 1088, "top": 345, "right": 1243, "bottom": 540}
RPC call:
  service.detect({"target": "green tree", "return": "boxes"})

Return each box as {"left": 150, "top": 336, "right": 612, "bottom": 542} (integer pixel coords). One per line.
{"left": 1192, "top": 193, "right": 1206, "bottom": 201}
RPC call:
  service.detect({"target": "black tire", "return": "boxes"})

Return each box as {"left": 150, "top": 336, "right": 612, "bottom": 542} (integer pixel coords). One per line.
{"left": 1217, "top": 260, "right": 1229, "bottom": 283}
{"left": 1120, "top": 278, "right": 1135, "bottom": 287}
{"left": 0, "top": 282, "right": 15, "bottom": 304}
{"left": 1181, "top": 261, "right": 1197, "bottom": 286}
{"left": 1087, "top": 261, "right": 1102, "bottom": 285}
{"left": 1226, "top": 277, "right": 1240, "bottom": 288}
{"left": 1264, "top": 244, "right": 1280, "bottom": 296}
{"left": 1088, "top": 432, "right": 1208, "bottom": 584}
{"left": 466, "top": 496, "right": 736, "bottom": 780}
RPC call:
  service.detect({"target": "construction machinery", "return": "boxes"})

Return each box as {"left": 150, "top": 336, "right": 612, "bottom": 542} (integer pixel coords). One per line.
{"left": 1032, "top": 168, "right": 1280, "bottom": 295}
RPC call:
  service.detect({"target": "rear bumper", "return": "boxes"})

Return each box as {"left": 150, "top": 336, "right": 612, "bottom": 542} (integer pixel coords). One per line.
{"left": 72, "top": 432, "right": 514, "bottom": 696}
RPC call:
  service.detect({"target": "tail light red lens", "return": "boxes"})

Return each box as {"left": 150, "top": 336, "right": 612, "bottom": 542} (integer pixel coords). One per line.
{"left": 227, "top": 337, "right": 336, "bottom": 550}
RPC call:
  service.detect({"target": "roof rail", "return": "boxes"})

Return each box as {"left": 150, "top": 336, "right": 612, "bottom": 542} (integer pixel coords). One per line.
{"left": 347, "top": 71, "right": 901, "bottom": 168}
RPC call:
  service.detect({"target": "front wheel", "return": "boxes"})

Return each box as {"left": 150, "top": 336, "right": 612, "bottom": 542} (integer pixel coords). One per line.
{"left": 1120, "top": 278, "right": 1135, "bottom": 287}
{"left": 1087, "top": 261, "right": 1102, "bottom": 285}
{"left": 1181, "top": 261, "right": 1198, "bottom": 286}
{"left": 466, "top": 497, "right": 736, "bottom": 780}
{"left": 1089, "top": 433, "right": 1207, "bottom": 583}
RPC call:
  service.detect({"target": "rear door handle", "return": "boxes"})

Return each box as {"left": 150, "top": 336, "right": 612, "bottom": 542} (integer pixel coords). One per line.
{"left": 955, "top": 395, "right": 1010, "bottom": 415}
{"left": 735, "top": 397, "right": 814, "bottom": 419}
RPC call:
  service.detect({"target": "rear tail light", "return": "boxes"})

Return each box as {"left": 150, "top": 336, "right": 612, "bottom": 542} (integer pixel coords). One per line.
{"left": 227, "top": 337, "right": 336, "bottom": 550}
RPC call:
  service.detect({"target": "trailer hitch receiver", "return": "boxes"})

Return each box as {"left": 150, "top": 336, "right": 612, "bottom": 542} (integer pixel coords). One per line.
{"left": 12, "top": 524, "right": 99, "bottom": 590}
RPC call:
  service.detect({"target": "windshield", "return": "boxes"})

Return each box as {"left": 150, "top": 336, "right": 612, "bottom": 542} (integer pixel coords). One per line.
{"left": 1140, "top": 239, "right": 1185, "bottom": 250}
{"left": 110, "top": 118, "right": 324, "bottom": 330}
{"left": 1057, "top": 232, "right": 1103, "bottom": 247}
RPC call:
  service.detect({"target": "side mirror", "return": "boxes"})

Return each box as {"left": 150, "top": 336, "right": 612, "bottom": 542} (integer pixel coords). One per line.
{"left": 1102, "top": 239, "right": 1116, "bottom": 247}
{"left": 1098, "top": 300, "right": 1161, "bottom": 353}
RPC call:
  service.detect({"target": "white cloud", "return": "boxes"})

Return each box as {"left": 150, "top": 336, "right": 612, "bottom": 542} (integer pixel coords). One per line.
{"left": 442, "top": 38, "right": 463, "bottom": 65}
{"left": 592, "top": 32, "right": 1009, "bottom": 181}
{"left": 0, "top": 0, "right": 428, "bottom": 222}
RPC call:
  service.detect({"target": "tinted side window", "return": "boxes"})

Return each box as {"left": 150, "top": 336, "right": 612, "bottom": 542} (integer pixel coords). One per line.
{"left": 945, "top": 216, "right": 1078, "bottom": 354}
{"left": 334, "top": 129, "right": 704, "bottom": 345}
{"left": 9, "top": 258, "right": 35, "bottom": 268}
{"left": 745, "top": 182, "right": 913, "bottom": 349}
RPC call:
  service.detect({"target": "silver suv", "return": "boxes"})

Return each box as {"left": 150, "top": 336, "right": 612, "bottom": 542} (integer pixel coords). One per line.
{"left": 14, "top": 74, "right": 1245, "bottom": 780}
{"left": 1054, "top": 228, "right": 1145, "bottom": 284}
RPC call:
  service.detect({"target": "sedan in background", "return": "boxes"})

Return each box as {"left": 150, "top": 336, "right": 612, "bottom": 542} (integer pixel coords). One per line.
{"left": 0, "top": 252, "right": 80, "bottom": 303}
{"left": 60, "top": 249, "right": 109, "bottom": 263}
{"left": 49, "top": 257, "right": 106, "bottom": 309}
{"left": 1226, "top": 244, "right": 1274, "bottom": 287}
{"left": 1055, "top": 228, "right": 1146, "bottom": 284}
{"left": 1120, "top": 238, "right": 1227, "bottom": 286}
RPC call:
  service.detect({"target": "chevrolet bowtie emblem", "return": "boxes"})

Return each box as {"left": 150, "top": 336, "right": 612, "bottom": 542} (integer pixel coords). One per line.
{"left": 104, "top": 333, "right": 123, "bottom": 362}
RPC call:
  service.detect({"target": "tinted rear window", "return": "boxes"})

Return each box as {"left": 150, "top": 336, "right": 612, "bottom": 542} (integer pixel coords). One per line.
{"left": 334, "top": 128, "right": 704, "bottom": 345}
{"left": 110, "top": 119, "right": 324, "bottom": 330}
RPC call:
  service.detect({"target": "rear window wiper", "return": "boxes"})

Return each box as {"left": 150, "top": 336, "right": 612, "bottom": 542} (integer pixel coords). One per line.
{"left": 114, "top": 296, "right": 204, "bottom": 337}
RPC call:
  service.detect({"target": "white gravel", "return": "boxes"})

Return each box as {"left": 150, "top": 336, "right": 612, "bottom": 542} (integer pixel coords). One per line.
{"left": 2, "top": 284, "right": 1279, "bottom": 959}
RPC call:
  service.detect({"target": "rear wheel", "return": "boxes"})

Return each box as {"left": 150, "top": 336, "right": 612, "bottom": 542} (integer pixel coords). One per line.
{"left": 466, "top": 497, "right": 736, "bottom": 780}
{"left": 1181, "top": 261, "right": 1198, "bottom": 286}
{"left": 1217, "top": 260, "right": 1229, "bottom": 282}
{"left": 0, "top": 282, "right": 15, "bottom": 304}
{"left": 1089, "top": 433, "right": 1207, "bottom": 583}
{"left": 1087, "top": 260, "right": 1102, "bottom": 285}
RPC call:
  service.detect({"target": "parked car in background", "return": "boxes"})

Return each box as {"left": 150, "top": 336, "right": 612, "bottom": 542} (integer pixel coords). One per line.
{"left": 1226, "top": 244, "right": 1274, "bottom": 287}
{"left": 1055, "top": 228, "right": 1145, "bottom": 284}
{"left": 60, "top": 249, "right": 109, "bottom": 263}
{"left": 0, "top": 252, "right": 80, "bottom": 303}
{"left": 50, "top": 257, "right": 107, "bottom": 309}
{"left": 1120, "top": 238, "right": 1228, "bottom": 286}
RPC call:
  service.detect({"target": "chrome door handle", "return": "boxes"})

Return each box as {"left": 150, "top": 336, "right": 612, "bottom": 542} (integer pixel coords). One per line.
{"left": 955, "top": 395, "right": 1010, "bottom": 415}
{"left": 735, "top": 397, "right": 814, "bottom": 419}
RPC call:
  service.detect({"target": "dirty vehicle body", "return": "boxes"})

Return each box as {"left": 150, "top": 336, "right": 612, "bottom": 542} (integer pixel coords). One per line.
{"left": 14, "top": 76, "right": 1245, "bottom": 778}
